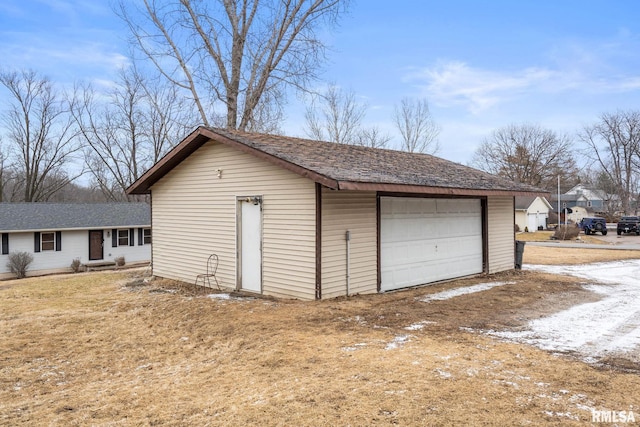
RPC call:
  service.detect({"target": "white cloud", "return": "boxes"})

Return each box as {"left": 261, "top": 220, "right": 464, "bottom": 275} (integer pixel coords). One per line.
{"left": 0, "top": 34, "right": 129, "bottom": 84}
{"left": 406, "top": 61, "right": 557, "bottom": 114}
{"left": 406, "top": 31, "right": 640, "bottom": 115}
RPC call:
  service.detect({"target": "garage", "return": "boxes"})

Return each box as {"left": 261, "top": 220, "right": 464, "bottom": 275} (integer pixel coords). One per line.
{"left": 380, "top": 196, "right": 483, "bottom": 292}
{"left": 128, "top": 127, "right": 542, "bottom": 300}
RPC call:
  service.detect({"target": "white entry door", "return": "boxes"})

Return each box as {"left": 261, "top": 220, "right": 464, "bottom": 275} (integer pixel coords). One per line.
{"left": 239, "top": 198, "right": 262, "bottom": 292}
{"left": 380, "top": 197, "right": 483, "bottom": 292}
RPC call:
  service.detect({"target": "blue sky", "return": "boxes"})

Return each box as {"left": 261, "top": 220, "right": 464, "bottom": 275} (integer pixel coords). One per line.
{"left": 1, "top": 0, "right": 640, "bottom": 165}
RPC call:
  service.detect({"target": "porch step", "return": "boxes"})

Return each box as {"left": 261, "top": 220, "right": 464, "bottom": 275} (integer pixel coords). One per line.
{"left": 83, "top": 261, "right": 117, "bottom": 272}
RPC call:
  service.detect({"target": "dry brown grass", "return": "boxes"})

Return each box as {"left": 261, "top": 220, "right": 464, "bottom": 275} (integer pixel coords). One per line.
{"left": 516, "top": 230, "right": 606, "bottom": 244}
{"left": 1, "top": 250, "right": 640, "bottom": 426}
{"left": 523, "top": 245, "right": 640, "bottom": 265}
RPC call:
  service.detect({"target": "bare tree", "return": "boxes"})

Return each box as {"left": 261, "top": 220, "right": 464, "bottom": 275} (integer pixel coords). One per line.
{"left": 305, "top": 85, "right": 365, "bottom": 144}
{"left": 140, "top": 73, "right": 198, "bottom": 163}
{"left": 305, "top": 84, "right": 391, "bottom": 148}
{"left": 0, "top": 143, "right": 9, "bottom": 202}
{"left": 355, "top": 126, "right": 392, "bottom": 149}
{"left": 0, "top": 69, "right": 82, "bottom": 202}
{"left": 117, "top": 0, "right": 348, "bottom": 132}
{"left": 393, "top": 98, "right": 440, "bottom": 154}
{"left": 471, "top": 123, "right": 579, "bottom": 192}
{"left": 71, "top": 68, "right": 196, "bottom": 201}
{"left": 579, "top": 110, "right": 640, "bottom": 214}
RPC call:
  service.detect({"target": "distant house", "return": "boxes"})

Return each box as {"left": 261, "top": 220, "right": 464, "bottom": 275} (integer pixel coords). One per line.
{"left": 0, "top": 203, "right": 151, "bottom": 279}
{"left": 127, "top": 127, "right": 545, "bottom": 300}
{"left": 515, "top": 196, "right": 553, "bottom": 231}
{"left": 559, "top": 184, "right": 610, "bottom": 213}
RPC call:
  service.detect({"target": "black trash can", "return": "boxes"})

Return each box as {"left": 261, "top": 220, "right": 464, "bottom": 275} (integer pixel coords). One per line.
{"left": 515, "top": 240, "right": 526, "bottom": 270}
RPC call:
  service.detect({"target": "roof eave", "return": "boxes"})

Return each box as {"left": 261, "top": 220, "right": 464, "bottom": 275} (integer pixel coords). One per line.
{"left": 336, "top": 181, "right": 549, "bottom": 197}
{"left": 0, "top": 224, "right": 151, "bottom": 233}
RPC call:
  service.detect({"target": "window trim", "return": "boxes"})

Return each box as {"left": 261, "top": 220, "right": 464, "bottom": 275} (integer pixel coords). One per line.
{"left": 143, "top": 228, "right": 151, "bottom": 245}
{"left": 41, "top": 232, "right": 56, "bottom": 251}
{"left": 117, "top": 229, "right": 130, "bottom": 247}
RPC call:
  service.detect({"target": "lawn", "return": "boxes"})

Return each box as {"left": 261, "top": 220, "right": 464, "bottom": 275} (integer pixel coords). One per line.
{"left": 1, "top": 247, "right": 640, "bottom": 426}
{"left": 516, "top": 230, "right": 606, "bottom": 244}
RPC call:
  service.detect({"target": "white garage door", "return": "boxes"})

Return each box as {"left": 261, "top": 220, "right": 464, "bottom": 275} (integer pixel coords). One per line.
{"left": 527, "top": 213, "right": 546, "bottom": 231}
{"left": 380, "top": 197, "right": 483, "bottom": 292}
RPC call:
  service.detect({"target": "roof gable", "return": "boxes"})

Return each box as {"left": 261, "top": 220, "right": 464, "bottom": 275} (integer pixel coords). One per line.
{"left": 127, "top": 127, "right": 548, "bottom": 197}
{"left": 515, "top": 196, "right": 553, "bottom": 211}
{"left": 565, "top": 184, "right": 608, "bottom": 201}
{"left": 0, "top": 203, "right": 150, "bottom": 232}
{"left": 515, "top": 196, "right": 537, "bottom": 210}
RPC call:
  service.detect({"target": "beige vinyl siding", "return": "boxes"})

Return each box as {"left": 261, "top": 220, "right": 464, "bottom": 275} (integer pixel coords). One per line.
{"left": 487, "top": 196, "right": 515, "bottom": 273}
{"left": 151, "top": 141, "right": 317, "bottom": 300}
{"left": 321, "top": 189, "right": 377, "bottom": 298}
{"left": 514, "top": 210, "right": 527, "bottom": 231}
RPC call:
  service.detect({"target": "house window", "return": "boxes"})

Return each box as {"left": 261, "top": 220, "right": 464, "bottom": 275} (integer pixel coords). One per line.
{"left": 34, "top": 231, "right": 61, "bottom": 252}
{"left": 118, "top": 229, "right": 130, "bottom": 246}
{"left": 41, "top": 232, "right": 55, "bottom": 251}
{"left": 143, "top": 228, "right": 151, "bottom": 245}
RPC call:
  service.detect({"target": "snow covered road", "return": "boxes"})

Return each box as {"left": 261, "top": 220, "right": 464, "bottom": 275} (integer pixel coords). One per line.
{"left": 488, "top": 260, "right": 640, "bottom": 363}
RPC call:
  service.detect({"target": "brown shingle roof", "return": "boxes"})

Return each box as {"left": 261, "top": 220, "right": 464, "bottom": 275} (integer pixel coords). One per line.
{"left": 127, "top": 127, "right": 547, "bottom": 196}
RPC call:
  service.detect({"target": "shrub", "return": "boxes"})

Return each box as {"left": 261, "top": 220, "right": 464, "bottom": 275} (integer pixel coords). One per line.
{"left": 7, "top": 251, "right": 34, "bottom": 279}
{"left": 514, "top": 223, "right": 520, "bottom": 232}
{"left": 70, "top": 258, "right": 82, "bottom": 273}
{"left": 114, "top": 256, "right": 125, "bottom": 267}
{"left": 553, "top": 224, "right": 580, "bottom": 240}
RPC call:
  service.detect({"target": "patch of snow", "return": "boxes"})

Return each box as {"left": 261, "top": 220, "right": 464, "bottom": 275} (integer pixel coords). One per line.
{"left": 491, "top": 260, "right": 640, "bottom": 361}
{"left": 420, "top": 281, "right": 516, "bottom": 302}
{"left": 385, "top": 334, "right": 411, "bottom": 350}
{"left": 207, "top": 293, "right": 232, "bottom": 300}
{"left": 404, "top": 320, "right": 436, "bottom": 330}
{"left": 543, "top": 411, "right": 579, "bottom": 420}
{"left": 435, "top": 368, "right": 452, "bottom": 378}
{"left": 340, "top": 342, "right": 368, "bottom": 352}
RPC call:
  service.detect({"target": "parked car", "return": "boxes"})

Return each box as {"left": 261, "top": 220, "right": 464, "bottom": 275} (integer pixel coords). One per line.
{"left": 579, "top": 217, "right": 608, "bottom": 235}
{"left": 617, "top": 216, "right": 640, "bottom": 235}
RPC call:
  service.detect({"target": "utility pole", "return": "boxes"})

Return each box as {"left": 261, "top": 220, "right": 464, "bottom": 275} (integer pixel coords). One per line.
{"left": 557, "top": 176, "right": 561, "bottom": 225}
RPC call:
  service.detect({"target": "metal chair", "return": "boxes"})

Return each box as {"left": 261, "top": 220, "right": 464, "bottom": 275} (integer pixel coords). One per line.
{"left": 194, "top": 254, "right": 220, "bottom": 291}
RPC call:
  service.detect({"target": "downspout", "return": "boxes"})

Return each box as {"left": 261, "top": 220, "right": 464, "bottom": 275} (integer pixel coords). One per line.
{"left": 345, "top": 230, "right": 351, "bottom": 296}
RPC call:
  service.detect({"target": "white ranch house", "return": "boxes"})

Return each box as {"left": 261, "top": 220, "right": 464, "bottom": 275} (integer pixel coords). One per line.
{"left": 0, "top": 203, "right": 151, "bottom": 279}
{"left": 128, "top": 127, "right": 546, "bottom": 300}
{"left": 515, "top": 196, "right": 553, "bottom": 232}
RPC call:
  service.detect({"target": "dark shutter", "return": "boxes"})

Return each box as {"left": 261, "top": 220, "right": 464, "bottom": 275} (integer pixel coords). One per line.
{"left": 112, "top": 229, "right": 117, "bottom": 247}
{"left": 34, "top": 232, "right": 41, "bottom": 253}
{"left": 138, "top": 228, "right": 143, "bottom": 246}
{"left": 129, "top": 228, "right": 135, "bottom": 246}
{"left": 1, "top": 233, "right": 8, "bottom": 255}
{"left": 55, "top": 231, "right": 62, "bottom": 251}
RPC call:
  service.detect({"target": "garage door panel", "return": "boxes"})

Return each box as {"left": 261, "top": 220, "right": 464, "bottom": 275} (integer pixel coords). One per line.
{"left": 381, "top": 197, "right": 483, "bottom": 292}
